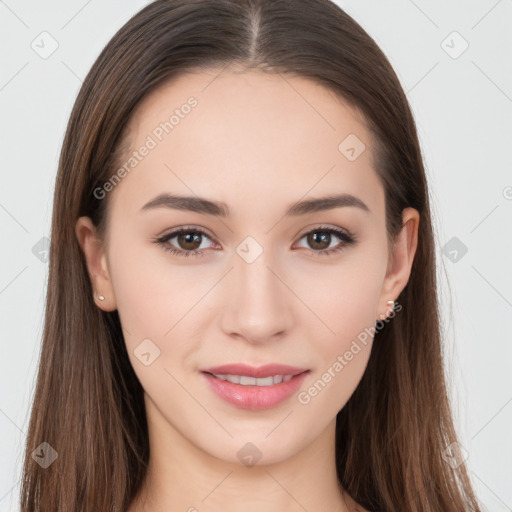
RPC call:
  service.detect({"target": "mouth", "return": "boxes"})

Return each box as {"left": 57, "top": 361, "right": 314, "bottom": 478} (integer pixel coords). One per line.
{"left": 204, "top": 373, "right": 297, "bottom": 386}
{"left": 200, "top": 363, "right": 309, "bottom": 379}
{"left": 200, "top": 364, "right": 310, "bottom": 410}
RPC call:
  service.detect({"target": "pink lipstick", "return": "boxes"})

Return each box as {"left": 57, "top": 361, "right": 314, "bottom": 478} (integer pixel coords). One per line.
{"left": 200, "top": 363, "right": 309, "bottom": 410}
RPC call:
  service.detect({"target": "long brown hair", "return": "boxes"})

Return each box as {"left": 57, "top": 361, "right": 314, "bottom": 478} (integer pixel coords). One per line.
{"left": 20, "top": 1, "right": 483, "bottom": 510}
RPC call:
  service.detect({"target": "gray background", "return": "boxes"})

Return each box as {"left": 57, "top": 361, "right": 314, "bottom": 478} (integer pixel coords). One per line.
{"left": 1, "top": 0, "right": 511, "bottom": 510}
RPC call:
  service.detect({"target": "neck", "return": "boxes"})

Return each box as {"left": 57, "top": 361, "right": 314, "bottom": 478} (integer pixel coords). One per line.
{"left": 127, "top": 395, "right": 354, "bottom": 512}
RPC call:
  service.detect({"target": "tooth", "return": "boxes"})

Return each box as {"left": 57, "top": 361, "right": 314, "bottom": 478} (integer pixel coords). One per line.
{"left": 239, "top": 376, "right": 256, "bottom": 385}
{"left": 256, "top": 376, "right": 274, "bottom": 386}
{"left": 212, "top": 374, "right": 297, "bottom": 385}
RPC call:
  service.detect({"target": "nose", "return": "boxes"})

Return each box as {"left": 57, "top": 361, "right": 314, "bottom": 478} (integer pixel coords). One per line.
{"left": 219, "top": 247, "right": 294, "bottom": 345}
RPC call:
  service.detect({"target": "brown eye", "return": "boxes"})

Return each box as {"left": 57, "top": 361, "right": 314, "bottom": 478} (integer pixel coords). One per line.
{"left": 176, "top": 232, "right": 203, "bottom": 251}
{"left": 306, "top": 231, "right": 332, "bottom": 250}
{"left": 296, "top": 226, "right": 356, "bottom": 256}
{"left": 154, "top": 227, "right": 217, "bottom": 257}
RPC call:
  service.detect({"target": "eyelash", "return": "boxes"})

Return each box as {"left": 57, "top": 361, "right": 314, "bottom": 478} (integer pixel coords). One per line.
{"left": 153, "top": 225, "right": 356, "bottom": 259}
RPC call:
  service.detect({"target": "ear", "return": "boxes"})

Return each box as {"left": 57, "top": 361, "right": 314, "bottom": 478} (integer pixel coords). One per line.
{"left": 377, "top": 207, "right": 419, "bottom": 320}
{"left": 75, "top": 216, "right": 117, "bottom": 311}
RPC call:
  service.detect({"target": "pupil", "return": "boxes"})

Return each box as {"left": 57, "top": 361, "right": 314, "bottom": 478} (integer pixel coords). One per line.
{"left": 175, "top": 231, "right": 333, "bottom": 252}
{"left": 179, "top": 232, "right": 201, "bottom": 250}
{"left": 309, "top": 232, "right": 330, "bottom": 249}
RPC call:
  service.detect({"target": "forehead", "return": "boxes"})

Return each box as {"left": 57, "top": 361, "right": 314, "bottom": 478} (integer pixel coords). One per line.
{"left": 110, "top": 66, "right": 383, "bottom": 219}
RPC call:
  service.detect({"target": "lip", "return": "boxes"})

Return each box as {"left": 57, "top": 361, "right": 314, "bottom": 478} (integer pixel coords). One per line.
{"left": 200, "top": 364, "right": 310, "bottom": 410}
{"left": 201, "top": 363, "right": 308, "bottom": 378}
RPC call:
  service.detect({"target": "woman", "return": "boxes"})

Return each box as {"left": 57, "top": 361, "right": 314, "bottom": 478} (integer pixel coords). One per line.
{"left": 20, "top": 1, "right": 483, "bottom": 511}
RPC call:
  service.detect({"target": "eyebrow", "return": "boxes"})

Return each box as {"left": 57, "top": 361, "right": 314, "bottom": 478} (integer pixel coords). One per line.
{"left": 140, "top": 192, "right": 370, "bottom": 217}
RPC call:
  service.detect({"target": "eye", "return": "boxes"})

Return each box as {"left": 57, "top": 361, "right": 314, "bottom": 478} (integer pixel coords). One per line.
{"left": 153, "top": 227, "right": 218, "bottom": 258}
{"left": 295, "top": 225, "right": 356, "bottom": 257}
{"left": 153, "top": 225, "right": 357, "bottom": 258}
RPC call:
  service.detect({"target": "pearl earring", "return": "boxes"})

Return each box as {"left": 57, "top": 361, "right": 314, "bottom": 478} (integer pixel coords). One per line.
{"left": 377, "top": 300, "right": 396, "bottom": 321}
{"left": 98, "top": 295, "right": 105, "bottom": 301}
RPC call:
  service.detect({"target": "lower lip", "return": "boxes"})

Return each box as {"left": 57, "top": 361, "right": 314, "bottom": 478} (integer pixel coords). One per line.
{"left": 201, "top": 371, "right": 309, "bottom": 410}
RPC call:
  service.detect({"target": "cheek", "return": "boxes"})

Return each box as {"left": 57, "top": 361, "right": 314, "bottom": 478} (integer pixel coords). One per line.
{"left": 295, "top": 255, "right": 384, "bottom": 407}
{"left": 108, "top": 237, "right": 210, "bottom": 336}
{"left": 298, "top": 252, "right": 385, "bottom": 340}
{"left": 107, "top": 244, "right": 197, "bottom": 403}
{"left": 107, "top": 237, "right": 219, "bottom": 383}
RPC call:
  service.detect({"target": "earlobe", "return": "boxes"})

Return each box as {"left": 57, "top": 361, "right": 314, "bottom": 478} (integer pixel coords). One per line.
{"left": 75, "top": 216, "right": 117, "bottom": 311}
{"left": 376, "top": 208, "right": 420, "bottom": 321}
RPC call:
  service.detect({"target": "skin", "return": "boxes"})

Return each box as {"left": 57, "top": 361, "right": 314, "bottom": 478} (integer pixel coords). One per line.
{"left": 76, "top": 65, "right": 419, "bottom": 512}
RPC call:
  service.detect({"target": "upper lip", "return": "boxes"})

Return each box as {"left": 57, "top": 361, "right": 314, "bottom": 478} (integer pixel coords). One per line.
{"left": 201, "top": 363, "right": 309, "bottom": 378}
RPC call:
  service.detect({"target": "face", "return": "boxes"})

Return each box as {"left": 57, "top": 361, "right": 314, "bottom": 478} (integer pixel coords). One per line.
{"left": 77, "top": 66, "right": 418, "bottom": 466}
